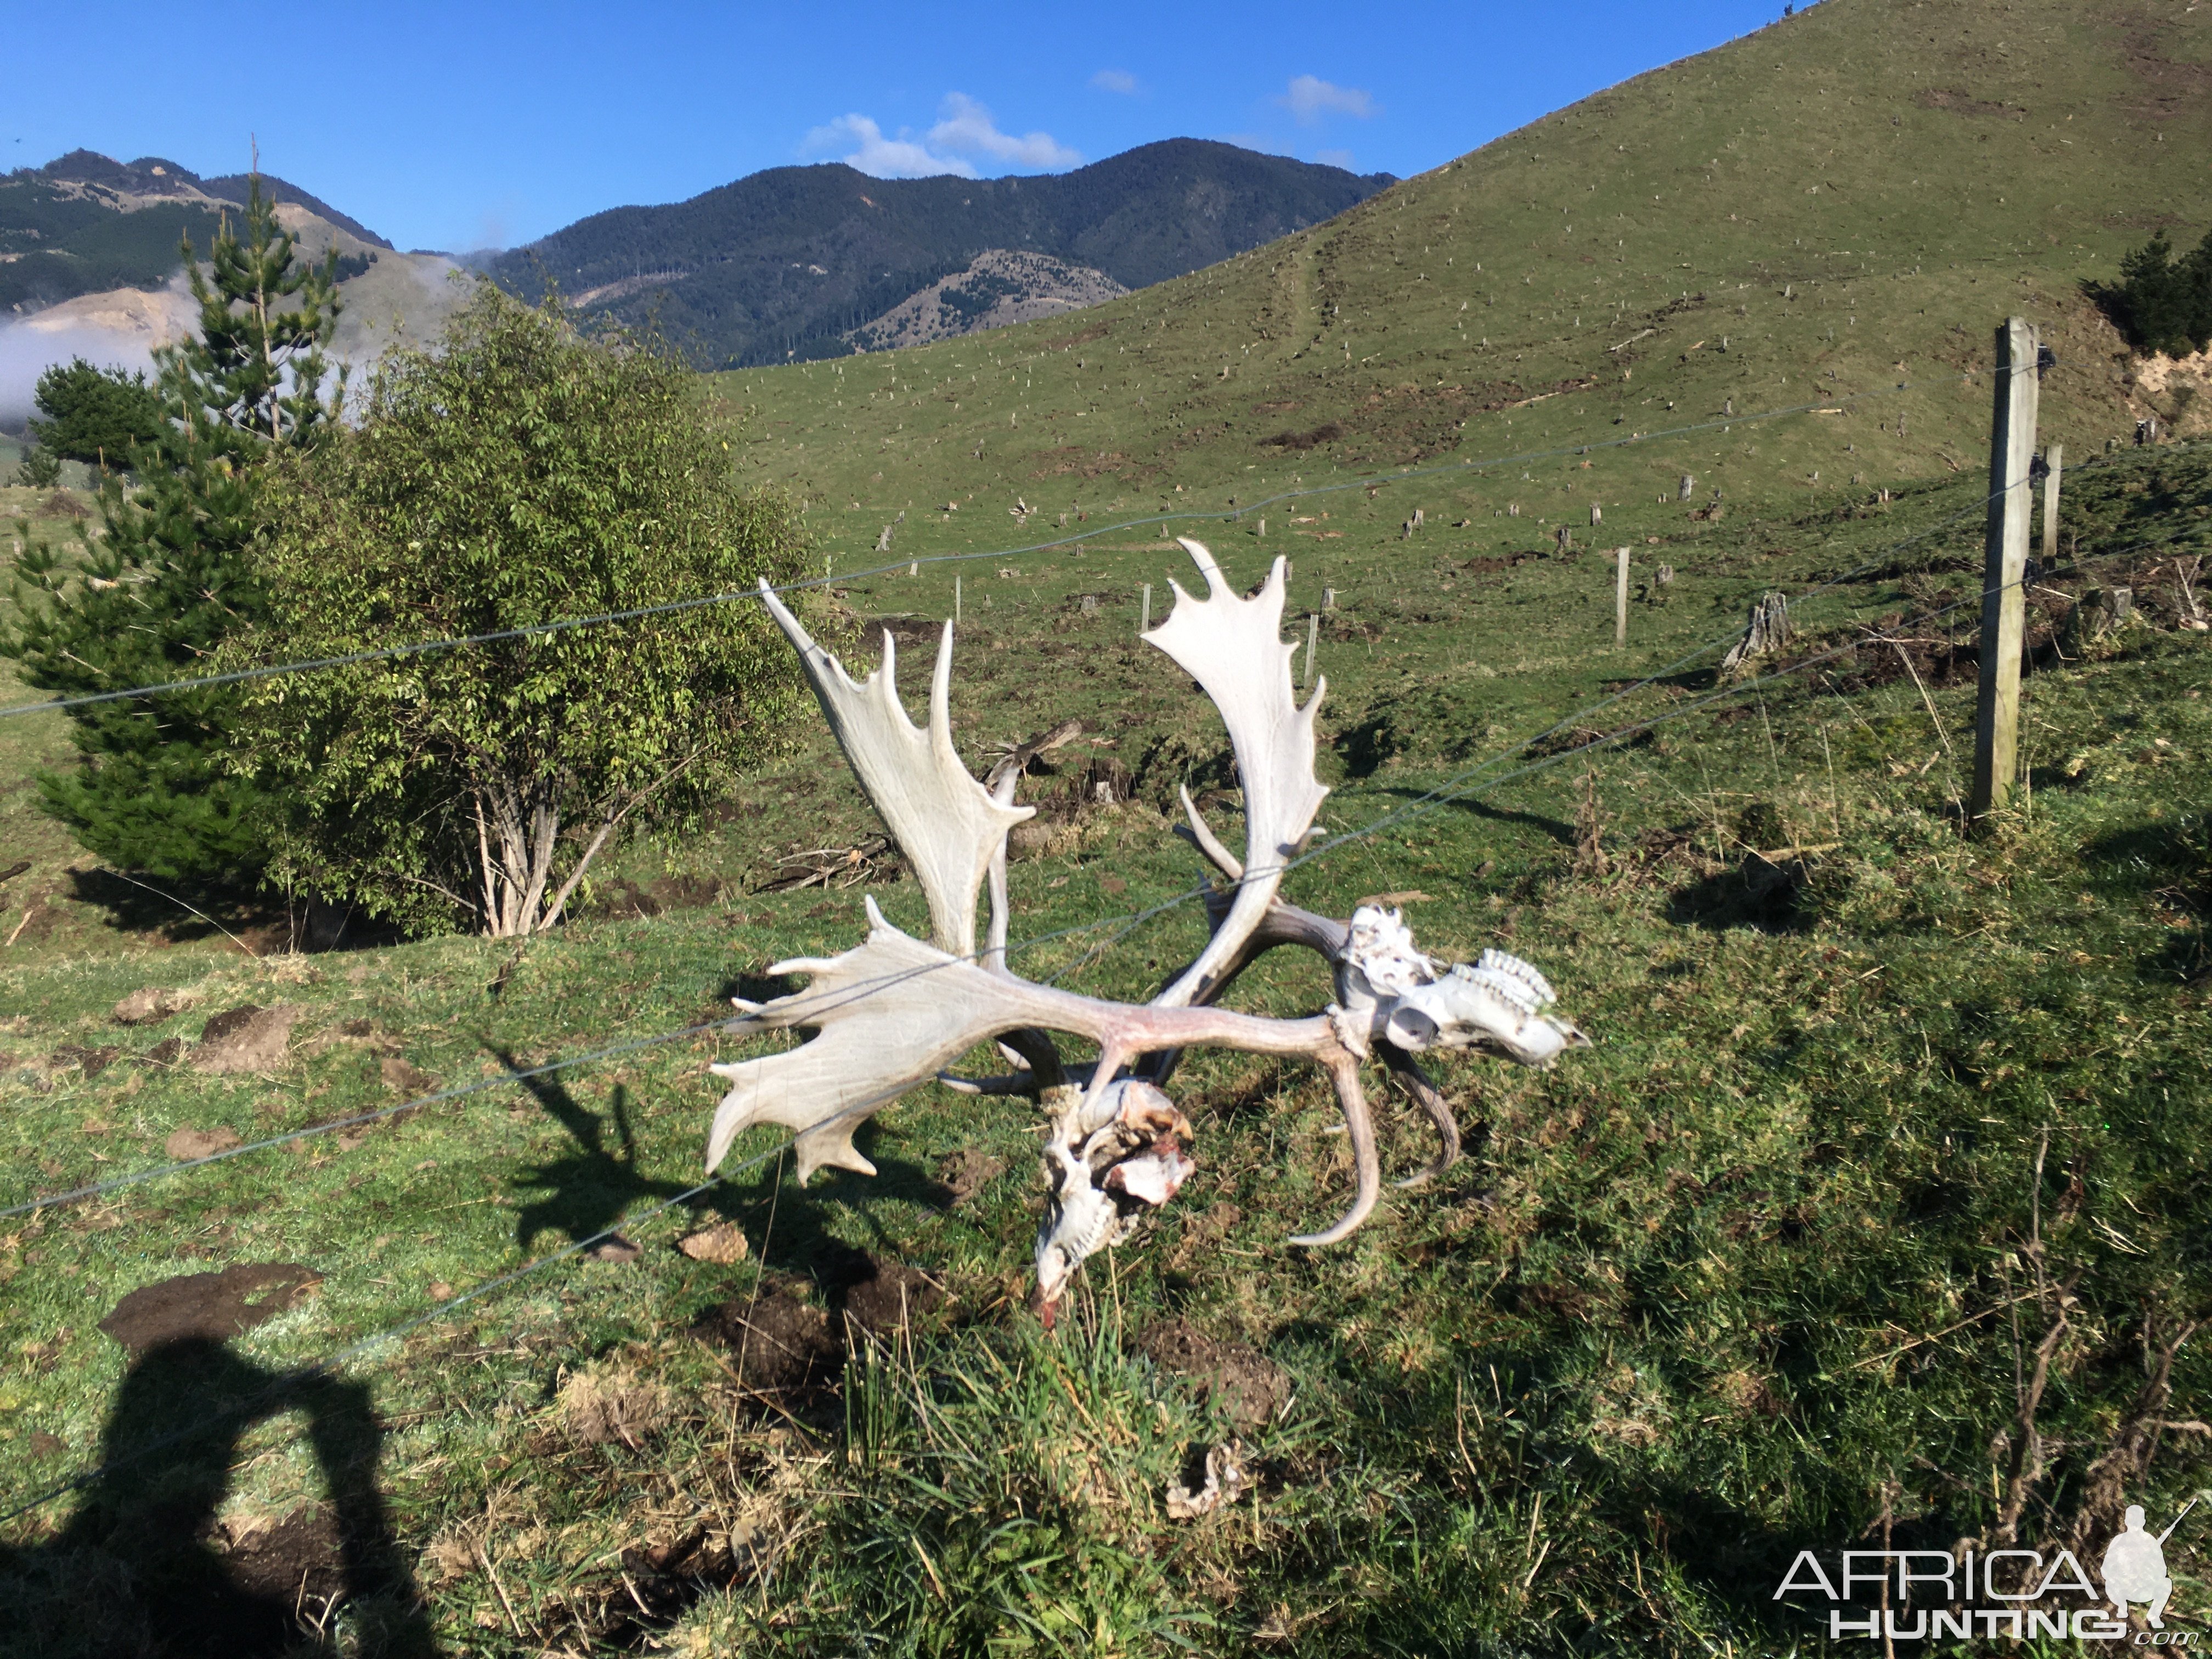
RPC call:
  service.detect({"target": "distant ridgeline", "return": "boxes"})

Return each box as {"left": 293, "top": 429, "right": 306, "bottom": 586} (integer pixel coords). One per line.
{"left": 0, "top": 150, "right": 392, "bottom": 315}
{"left": 484, "top": 139, "right": 1395, "bottom": 368}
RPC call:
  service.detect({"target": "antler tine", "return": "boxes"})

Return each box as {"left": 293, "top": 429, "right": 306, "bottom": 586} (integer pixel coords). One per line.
{"left": 755, "top": 580, "right": 1030, "bottom": 958}
{"left": 1286, "top": 1047, "right": 1381, "bottom": 1246}
{"left": 1145, "top": 539, "right": 1329, "bottom": 1009}
{"left": 985, "top": 767, "right": 1018, "bottom": 973}
{"left": 1379, "top": 1044, "right": 1462, "bottom": 1188}
{"left": 1176, "top": 783, "right": 1243, "bottom": 881}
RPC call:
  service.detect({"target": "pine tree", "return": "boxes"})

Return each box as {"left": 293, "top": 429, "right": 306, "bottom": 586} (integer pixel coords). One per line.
{"left": 26, "top": 358, "right": 166, "bottom": 470}
{"left": 2, "top": 174, "right": 345, "bottom": 885}
{"left": 2106, "top": 226, "right": 2212, "bottom": 359}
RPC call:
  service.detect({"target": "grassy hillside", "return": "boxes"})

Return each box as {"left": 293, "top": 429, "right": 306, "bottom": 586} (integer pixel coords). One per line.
{"left": 718, "top": 0, "right": 2212, "bottom": 561}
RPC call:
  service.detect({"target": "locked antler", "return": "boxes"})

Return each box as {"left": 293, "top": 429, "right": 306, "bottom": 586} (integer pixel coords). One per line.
{"left": 712, "top": 543, "right": 1587, "bottom": 1313}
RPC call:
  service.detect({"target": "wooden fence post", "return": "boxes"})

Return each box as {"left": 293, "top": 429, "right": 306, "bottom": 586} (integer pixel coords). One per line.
{"left": 955, "top": 573, "right": 962, "bottom": 626}
{"left": 1140, "top": 584, "right": 1152, "bottom": 635}
{"left": 1615, "top": 548, "right": 1630, "bottom": 646}
{"left": 2041, "top": 442, "right": 2063, "bottom": 566}
{"left": 1970, "top": 317, "right": 2040, "bottom": 821}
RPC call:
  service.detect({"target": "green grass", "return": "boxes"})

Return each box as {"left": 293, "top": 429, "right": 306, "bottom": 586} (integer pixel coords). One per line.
{"left": 3, "top": 1, "right": 2212, "bottom": 1647}
{"left": 0, "top": 430, "right": 2207, "bottom": 1652}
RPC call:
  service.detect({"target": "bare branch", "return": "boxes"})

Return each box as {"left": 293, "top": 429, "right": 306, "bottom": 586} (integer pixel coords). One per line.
{"left": 539, "top": 742, "right": 711, "bottom": 930}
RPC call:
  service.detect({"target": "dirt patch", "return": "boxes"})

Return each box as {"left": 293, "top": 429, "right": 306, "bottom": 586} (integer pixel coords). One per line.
{"left": 377, "top": 1055, "right": 437, "bottom": 1095}
{"left": 1043, "top": 320, "right": 1111, "bottom": 352}
{"left": 1259, "top": 421, "right": 1345, "bottom": 452}
{"left": 2114, "top": 14, "right": 2212, "bottom": 125}
{"left": 50, "top": 1043, "right": 119, "bottom": 1077}
{"left": 936, "top": 1146, "right": 1005, "bottom": 1207}
{"left": 163, "top": 1125, "right": 243, "bottom": 1161}
{"left": 842, "top": 1257, "right": 944, "bottom": 1336}
{"left": 558, "top": 1365, "right": 670, "bottom": 1447}
{"left": 98, "top": 1263, "right": 323, "bottom": 1356}
{"left": 193, "top": 1005, "right": 301, "bottom": 1074}
{"left": 678, "top": 1223, "right": 751, "bottom": 1264}
{"left": 1029, "top": 445, "right": 1145, "bottom": 482}
{"left": 113, "top": 986, "right": 193, "bottom": 1025}
{"left": 211, "top": 1506, "right": 347, "bottom": 1604}
{"left": 696, "top": 1284, "right": 841, "bottom": 1393}
{"left": 1912, "top": 88, "right": 2025, "bottom": 119}
{"left": 592, "top": 873, "right": 727, "bottom": 918}
{"left": 1137, "top": 1317, "right": 1290, "bottom": 1431}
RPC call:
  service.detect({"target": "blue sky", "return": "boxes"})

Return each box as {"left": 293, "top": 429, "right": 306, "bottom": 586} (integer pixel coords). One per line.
{"left": 9, "top": 1, "right": 1791, "bottom": 253}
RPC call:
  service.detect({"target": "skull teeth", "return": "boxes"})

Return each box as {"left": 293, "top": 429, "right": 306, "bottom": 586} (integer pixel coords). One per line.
{"left": 1475, "top": 948, "right": 1558, "bottom": 1008}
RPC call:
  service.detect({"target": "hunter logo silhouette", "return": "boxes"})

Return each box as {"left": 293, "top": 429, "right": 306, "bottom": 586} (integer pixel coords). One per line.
{"left": 2103, "top": 1499, "right": 2193, "bottom": 1629}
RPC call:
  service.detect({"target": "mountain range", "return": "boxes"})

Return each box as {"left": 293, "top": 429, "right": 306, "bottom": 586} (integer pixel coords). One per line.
{"left": 721, "top": 0, "right": 2212, "bottom": 542}
{"left": 1, "top": 141, "right": 1392, "bottom": 411}
{"left": 483, "top": 141, "right": 1392, "bottom": 367}
{"left": 0, "top": 150, "right": 392, "bottom": 317}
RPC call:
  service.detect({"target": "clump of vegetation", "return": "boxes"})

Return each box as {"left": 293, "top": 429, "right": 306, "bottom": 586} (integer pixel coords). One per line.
{"left": 2095, "top": 224, "right": 2212, "bottom": 359}
{"left": 10, "top": 445, "right": 61, "bottom": 488}
{"left": 234, "top": 286, "right": 810, "bottom": 936}
{"left": 23, "top": 357, "right": 165, "bottom": 471}
{"left": 1, "top": 174, "right": 343, "bottom": 887}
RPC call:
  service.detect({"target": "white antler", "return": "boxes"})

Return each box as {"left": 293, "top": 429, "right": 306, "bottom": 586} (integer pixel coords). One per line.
{"left": 757, "top": 580, "right": 1030, "bottom": 958}
{"left": 707, "top": 898, "right": 1359, "bottom": 1198}
{"left": 1143, "top": 539, "right": 1328, "bottom": 1007}
{"left": 715, "top": 552, "right": 1587, "bottom": 1319}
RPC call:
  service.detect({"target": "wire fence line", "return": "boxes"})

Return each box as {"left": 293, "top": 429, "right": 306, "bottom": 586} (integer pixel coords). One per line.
{"left": 0, "top": 531, "right": 2126, "bottom": 1525}
{"left": 0, "top": 366, "right": 1985, "bottom": 722}
{"left": 13, "top": 439, "right": 2164, "bottom": 1222}
{"left": 1, "top": 504, "right": 2181, "bottom": 1525}
{"left": 0, "top": 460, "right": 2024, "bottom": 1218}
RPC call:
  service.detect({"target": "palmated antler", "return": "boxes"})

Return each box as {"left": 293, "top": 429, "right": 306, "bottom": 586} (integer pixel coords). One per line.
{"left": 707, "top": 898, "right": 1367, "bottom": 1224}
{"left": 713, "top": 543, "right": 1588, "bottom": 1314}
{"left": 757, "top": 582, "right": 1029, "bottom": 958}
{"left": 1146, "top": 540, "right": 1329, "bottom": 1007}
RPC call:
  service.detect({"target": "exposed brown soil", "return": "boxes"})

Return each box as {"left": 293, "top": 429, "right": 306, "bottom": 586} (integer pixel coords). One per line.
{"left": 163, "top": 1125, "right": 242, "bottom": 1161}
{"left": 49, "top": 1044, "right": 119, "bottom": 1077}
{"left": 696, "top": 1284, "right": 840, "bottom": 1393}
{"left": 842, "top": 1257, "right": 944, "bottom": 1336}
{"left": 936, "top": 1146, "right": 1006, "bottom": 1207}
{"left": 192, "top": 1005, "right": 301, "bottom": 1075}
{"left": 1136, "top": 1317, "right": 1290, "bottom": 1431}
{"left": 210, "top": 1506, "right": 348, "bottom": 1605}
{"left": 591, "top": 873, "right": 728, "bottom": 918}
{"left": 1912, "top": 88, "right": 2026, "bottom": 118}
{"left": 113, "top": 986, "right": 192, "bottom": 1025}
{"left": 98, "top": 1264, "right": 323, "bottom": 1356}
{"left": 377, "top": 1054, "right": 437, "bottom": 1095}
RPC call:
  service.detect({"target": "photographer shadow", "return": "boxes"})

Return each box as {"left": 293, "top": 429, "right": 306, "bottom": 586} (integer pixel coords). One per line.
{"left": 0, "top": 1336, "right": 436, "bottom": 1657}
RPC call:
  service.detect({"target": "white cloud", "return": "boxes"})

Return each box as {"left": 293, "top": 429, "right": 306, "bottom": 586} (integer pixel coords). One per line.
{"left": 802, "top": 113, "right": 978, "bottom": 180}
{"left": 926, "top": 94, "right": 1080, "bottom": 169}
{"left": 800, "top": 94, "right": 1078, "bottom": 180}
{"left": 1283, "top": 75, "right": 1376, "bottom": 124}
{"left": 1313, "top": 148, "right": 1356, "bottom": 171}
{"left": 1091, "top": 69, "right": 1138, "bottom": 95}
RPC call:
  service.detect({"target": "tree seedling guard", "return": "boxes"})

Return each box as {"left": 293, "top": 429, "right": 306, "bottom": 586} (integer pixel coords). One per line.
{"left": 708, "top": 539, "right": 1590, "bottom": 1318}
